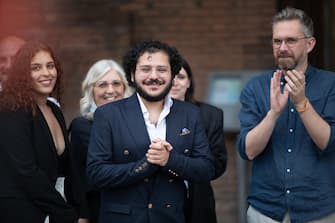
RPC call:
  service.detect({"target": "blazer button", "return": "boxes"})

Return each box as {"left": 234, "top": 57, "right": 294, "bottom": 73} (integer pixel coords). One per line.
{"left": 184, "top": 149, "right": 189, "bottom": 154}
{"left": 166, "top": 204, "right": 172, "bottom": 208}
{"left": 148, "top": 203, "right": 153, "bottom": 209}
{"left": 168, "top": 179, "right": 174, "bottom": 183}
{"left": 123, "top": 150, "right": 129, "bottom": 155}
{"left": 144, "top": 178, "right": 149, "bottom": 182}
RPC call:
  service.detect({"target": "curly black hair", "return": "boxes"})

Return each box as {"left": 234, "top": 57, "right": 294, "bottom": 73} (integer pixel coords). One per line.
{"left": 122, "top": 40, "right": 182, "bottom": 88}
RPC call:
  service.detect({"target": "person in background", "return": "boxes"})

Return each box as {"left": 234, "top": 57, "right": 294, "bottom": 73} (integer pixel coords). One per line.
{"left": 169, "top": 57, "right": 227, "bottom": 223}
{"left": 0, "top": 35, "right": 25, "bottom": 91}
{"left": 69, "top": 59, "right": 132, "bottom": 223}
{"left": 0, "top": 41, "right": 89, "bottom": 223}
{"left": 238, "top": 7, "right": 335, "bottom": 223}
{"left": 86, "top": 40, "right": 215, "bottom": 223}
{"left": 0, "top": 35, "right": 60, "bottom": 106}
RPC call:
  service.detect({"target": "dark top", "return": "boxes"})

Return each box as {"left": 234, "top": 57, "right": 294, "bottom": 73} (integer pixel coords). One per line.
{"left": 70, "top": 116, "right": 100, "bottom": 223}
{"left": 185, "top": 102, "right": 227, "bottom": 223}
{"left": 238, "top": 65, "right": 335, "bottom": 223}
{"left": 0, "top": 101, "right": 89, "bottom": 223}
{"left": 87, "top": 94, "right": 215, "bottom": 223}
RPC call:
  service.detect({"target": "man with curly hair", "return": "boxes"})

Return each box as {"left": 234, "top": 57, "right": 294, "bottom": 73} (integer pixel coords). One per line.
{"left": 87, "top": 40, "right": 215, "bottom": 223}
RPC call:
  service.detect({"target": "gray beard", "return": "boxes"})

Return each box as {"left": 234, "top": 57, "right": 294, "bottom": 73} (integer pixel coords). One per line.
{"left": 277, "top": 57, "right": 296, "bottom": 71}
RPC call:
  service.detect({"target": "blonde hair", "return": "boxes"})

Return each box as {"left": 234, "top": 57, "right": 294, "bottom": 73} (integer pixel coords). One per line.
{"left": 80, "top": 59, "right": 132, "bottom": 119}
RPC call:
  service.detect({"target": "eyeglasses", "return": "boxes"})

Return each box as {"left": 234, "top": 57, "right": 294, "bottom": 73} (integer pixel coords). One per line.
{"left": 136, "top": 65, "right": 170, "bottom": 75}
{"left": 94, "top": 81, "right": 123, "bottom": 89}
{"left": 272, "top": 37, "right": 310, "bottom": 48}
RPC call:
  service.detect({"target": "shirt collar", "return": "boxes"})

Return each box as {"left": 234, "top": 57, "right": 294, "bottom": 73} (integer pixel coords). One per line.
{"left": 304, "top": 64, "right": 314, "bottom": 84}
{"left": 136, "top": 93, "right": 173, "bottom": 121}
{"left": 276, "top": 64, "right": 314, "bottom": 85}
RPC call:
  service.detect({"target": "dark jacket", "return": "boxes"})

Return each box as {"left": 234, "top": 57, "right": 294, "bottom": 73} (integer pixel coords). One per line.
{"left": 185, "top": 102, "right": 227, "bottom": 223}
{"left": 0, "top": 101, "right": 89, "bottom": 223}
{"left": 70, "top": 116, "right": 100, "bottom": 223}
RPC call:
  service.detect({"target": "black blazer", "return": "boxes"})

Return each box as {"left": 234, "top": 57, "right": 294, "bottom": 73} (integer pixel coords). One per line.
{"left": 69, "top": 116, "right": 100, "bottom": 223}
{"left": 0, "top": 101, "right": 88, "bottom": 223}
{"left": 185, "top": 102, "right": 227, "bottom": 223}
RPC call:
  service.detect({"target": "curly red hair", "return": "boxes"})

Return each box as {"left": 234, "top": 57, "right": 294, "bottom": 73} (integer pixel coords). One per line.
{"left": 0, "top": 41, "right": 63, "bottom": 112}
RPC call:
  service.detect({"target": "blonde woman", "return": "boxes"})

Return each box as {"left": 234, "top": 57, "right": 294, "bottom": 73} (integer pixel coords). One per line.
{"left": 69, "top": 59, "right": 131, "bottom": 223}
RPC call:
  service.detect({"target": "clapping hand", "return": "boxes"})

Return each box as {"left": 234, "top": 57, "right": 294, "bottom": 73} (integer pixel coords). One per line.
{"left": 270, "top": 70, "right": 289, "bottom": 115}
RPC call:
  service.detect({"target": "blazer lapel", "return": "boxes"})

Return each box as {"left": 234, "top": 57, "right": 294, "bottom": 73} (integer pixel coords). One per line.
{"left": 166, "top": 100, "right": 184, "bottom": 150}
{"left": 48, "top": 101, "right": 71, "bottom": 148}
{"left": 35, "top": 102, "right": 69, "bottom": 156}
{"left": 34, "top": 106, "right": 58, "bottom": 156}
{"left": 123, "top": 94, "right": 151, "bottom": 157}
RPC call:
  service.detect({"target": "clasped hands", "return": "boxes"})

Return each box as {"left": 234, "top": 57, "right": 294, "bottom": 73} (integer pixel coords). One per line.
{"left": 271, "top": 69, "right": 307, "bottom": 114}
{"left": 146, "top": 138, "right": 173, "bottom": 166}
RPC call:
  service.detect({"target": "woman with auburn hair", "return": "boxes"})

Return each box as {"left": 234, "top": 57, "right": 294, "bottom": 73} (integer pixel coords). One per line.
{"left": 0, "top": 41, "right": 89, "bottom": 223}
{"left": 69, "top": 59, "right": 132, "bottom": 223}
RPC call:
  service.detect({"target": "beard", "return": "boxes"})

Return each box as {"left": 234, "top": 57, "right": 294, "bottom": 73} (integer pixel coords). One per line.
{"left": 134, "top": 79, "right": 173, "bottom": 102}
{"left": 276, "top": 52, "right": 297, "bottom": 71}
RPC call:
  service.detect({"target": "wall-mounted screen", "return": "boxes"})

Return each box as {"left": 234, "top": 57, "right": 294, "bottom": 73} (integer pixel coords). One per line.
{"left": 208, "top": 77, "right": 241, "bottom": 106}
{"left": 206, "top": 70, "right": 266, "bottom": 132}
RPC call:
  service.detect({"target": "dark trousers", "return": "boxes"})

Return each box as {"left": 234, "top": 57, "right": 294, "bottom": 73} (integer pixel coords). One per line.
{"left": 0, "top": 197, "right": 45, "bottom": 223}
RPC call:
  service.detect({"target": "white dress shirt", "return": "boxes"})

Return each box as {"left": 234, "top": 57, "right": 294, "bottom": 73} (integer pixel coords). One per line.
{"left": 136, "top": 93, "right": 173, "bottom": 142}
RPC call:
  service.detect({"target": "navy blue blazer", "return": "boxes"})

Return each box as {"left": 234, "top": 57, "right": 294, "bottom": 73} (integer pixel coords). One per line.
{"left": 87, "top": 94, "right": 215, "bottom": 223}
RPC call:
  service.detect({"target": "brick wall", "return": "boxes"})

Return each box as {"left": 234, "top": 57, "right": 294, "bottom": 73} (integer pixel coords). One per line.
{"left": 1, "top": 0, "right": 276, "bottom": 222}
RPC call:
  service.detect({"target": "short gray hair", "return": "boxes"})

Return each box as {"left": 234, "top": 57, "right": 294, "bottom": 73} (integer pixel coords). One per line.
{"left": 272, "top": 7, "right": 314, "bottom": 37}
{"left": 80, "top": 59, "right": 132, "bottom": 119}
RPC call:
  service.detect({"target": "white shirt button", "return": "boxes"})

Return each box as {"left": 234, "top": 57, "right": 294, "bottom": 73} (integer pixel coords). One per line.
{"left": 289, "top": 128, "right": 293, "bottom": 133}
{"left": 286, "top": 190, "right": 290, "bottom": 194}
{"left": 288, "top": 148, "right": 292, "bottom": 153}
{"left": 286, "top": 168, "right": 291, "bottom": 173}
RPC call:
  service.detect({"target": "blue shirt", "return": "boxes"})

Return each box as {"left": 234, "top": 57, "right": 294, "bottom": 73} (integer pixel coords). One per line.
{"left": 238, "top": 65, "right": 335, "bottom": 223}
